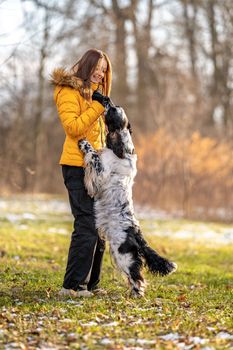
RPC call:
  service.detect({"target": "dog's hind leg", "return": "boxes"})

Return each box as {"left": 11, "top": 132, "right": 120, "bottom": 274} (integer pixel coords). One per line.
{"left": 127, "top": 260, "right": 146, "bottom": 298}
{"left": 111, "top": 250, "right": 145, "bottom": 297}
{"left": 111, "top": 238, "right": 146, "bottom": 297}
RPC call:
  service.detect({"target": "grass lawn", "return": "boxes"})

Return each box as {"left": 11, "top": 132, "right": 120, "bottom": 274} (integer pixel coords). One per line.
{"left": 0, "top": 197, "right": 232, "bottom": 349}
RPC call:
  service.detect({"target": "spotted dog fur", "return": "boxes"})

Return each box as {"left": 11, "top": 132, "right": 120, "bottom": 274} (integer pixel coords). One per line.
{"left": 79, "top": 106, "right": 177, "bottom": 297}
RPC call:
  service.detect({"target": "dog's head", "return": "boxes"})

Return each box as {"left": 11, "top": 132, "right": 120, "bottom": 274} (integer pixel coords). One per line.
{"left": 105, "top": 106, "right": 134, "bottom": 159}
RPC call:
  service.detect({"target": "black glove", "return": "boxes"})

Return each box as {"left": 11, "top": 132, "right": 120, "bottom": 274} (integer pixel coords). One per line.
{"left": 92, "top": 91, "right": 110, "bottom": 107}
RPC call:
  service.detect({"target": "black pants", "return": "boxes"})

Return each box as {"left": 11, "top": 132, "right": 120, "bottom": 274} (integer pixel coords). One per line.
{"left": 62, "top": 165, "right": 105, "bottom": 291}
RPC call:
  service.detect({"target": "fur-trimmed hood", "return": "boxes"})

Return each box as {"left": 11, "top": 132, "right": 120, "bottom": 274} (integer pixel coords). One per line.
{"left": 50, "top": 68, "right": 84, "bottom": 90}
{"left": 50, "top": 68, "right": 99, "bottom": 100}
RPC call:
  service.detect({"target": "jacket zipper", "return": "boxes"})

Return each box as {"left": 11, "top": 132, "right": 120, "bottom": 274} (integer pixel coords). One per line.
{"left": 99, "top": 117, "right": 105, "bottom": 147}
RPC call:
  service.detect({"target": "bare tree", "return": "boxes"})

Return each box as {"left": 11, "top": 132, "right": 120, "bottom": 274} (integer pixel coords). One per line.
{"left": 199, "top": 0, "right": 233, "bottom": 132}
{"left": 111, "top": 0, "right": 130, "bottom": 106}
{"left": 129, "top": 0, "right": 156, "bottom": 131}
{"left": 180, "top": 0, "right": 199, "bottom": 79}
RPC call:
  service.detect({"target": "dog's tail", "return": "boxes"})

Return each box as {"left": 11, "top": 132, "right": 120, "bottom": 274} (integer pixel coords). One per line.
{"left": 134, "top": 227, "right": 177, "bottom": 276}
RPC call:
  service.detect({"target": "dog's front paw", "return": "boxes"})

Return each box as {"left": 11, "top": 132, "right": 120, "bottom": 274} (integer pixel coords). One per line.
{"left": 78, "top": 139, "right": 89, "bottom": 153}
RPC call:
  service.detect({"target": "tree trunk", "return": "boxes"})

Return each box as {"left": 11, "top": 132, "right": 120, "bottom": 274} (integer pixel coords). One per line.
{"left": 111, "top": 0, "right": 129, "bottom": 106}
{"left": 33, "top": 10, "right": 49, "bottom": 192}
{"left": 130, "top": 0, "right": 155, "bottom": 131}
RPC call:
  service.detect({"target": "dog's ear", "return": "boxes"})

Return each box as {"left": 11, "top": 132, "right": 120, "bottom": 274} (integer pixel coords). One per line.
{"left": 106, "top": 131, "right": 125, "bottom": 159}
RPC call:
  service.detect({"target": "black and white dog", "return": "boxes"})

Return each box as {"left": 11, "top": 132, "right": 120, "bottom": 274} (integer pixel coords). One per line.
{"left": 79, "top": 104, "right": 177, "bottom": 297}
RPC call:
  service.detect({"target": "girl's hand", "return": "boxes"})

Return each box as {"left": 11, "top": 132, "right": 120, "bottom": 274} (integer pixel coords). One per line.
{"left": 92, "top": 91, "right": 110, "bottom": 107}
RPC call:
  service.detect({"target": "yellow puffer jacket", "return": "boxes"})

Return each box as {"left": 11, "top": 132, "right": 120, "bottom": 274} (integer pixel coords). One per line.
{"left": 51, "top": 68, "right": 106, "bottom": 167}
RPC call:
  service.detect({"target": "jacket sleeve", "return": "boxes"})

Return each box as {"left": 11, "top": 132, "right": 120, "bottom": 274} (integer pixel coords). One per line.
{"left": 55, "top": 87, "right": 105, "bottom": 138}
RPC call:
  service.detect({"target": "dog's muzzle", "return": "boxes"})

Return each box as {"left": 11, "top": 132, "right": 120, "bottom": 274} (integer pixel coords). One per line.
{"left": 125, "top": 145, "right": 135, "bottom": 155}
{"left": 121, "top": 129, "right": 135, "bottom": 155}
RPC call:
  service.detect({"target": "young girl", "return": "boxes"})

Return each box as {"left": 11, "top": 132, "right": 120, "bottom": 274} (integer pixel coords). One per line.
{"left": 51, "top": 49, "right": 112, "bottom": 297}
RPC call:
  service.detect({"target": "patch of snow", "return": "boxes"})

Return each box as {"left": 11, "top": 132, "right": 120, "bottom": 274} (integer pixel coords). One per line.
{"left": 99, "top": 338, "right": 114, "bottom": 345}
{"left": 0, "top": 197, "right": 71, "bottom": 224}
{"left": 136, "top": 339, "right": 156, "bottom": 345}
{"left": 47, "top": 227, "right": 68, "bottom": 235}
{"left": 5, "top": 214, "right": 20, "bottom": 223}
{"left": 123, "top": 338, "right": 157, "bottom": 345}
{"left": 22, "top": 213, "right": 36, "bottom": 220}
{"left": 13, "top": 256, "right": 20, "bottom": 260}
{"left": 135, "top": 204, "right": 177, "bottom": 220}
{"left": 67, "top": 333, "right": 78, "bottom": 341}
{"left": 158, "top": 334, "right": 209, "bottom": 349}
{"left": 8, "top": 320, "right": 15, "bottom": 327}
{"left": 101, "top": 321, "right": 119, "bottom": 327}
{"left": 39, "top": 345, "right": 60, "bottom": 350}
{"left": 65, "top": 300, "right": 79, "bottom": 304}
{"left": 176, "top": 343, "right": 193, "bottom": 350}
{"left": 159, "top": 333, "right": 180, "bottom": 341}
{"left": 4, "top": 343, "right": 20, "bottom": 349}
{"left": 5, "top": 213, "right": 36, "bottom": 222}
{"left": 80, "top": 321, "right": 98, "bottom": 326}
{"left": 0, "top": 197, "right": 70, "bottom": 214}
{"left": 153, "top": 224, "right": 233, "bottom": 245}
{"left": 35, "top": 327, "right": 43, "bottom": 333}
{"left": 59, "top": 318, "right": 73, "bottom": 323}
{"left": 216, "top": 332, "right": 233, "bottom": 340}
{"left": 189, "top": 336, "right": 207, "bottom": 345}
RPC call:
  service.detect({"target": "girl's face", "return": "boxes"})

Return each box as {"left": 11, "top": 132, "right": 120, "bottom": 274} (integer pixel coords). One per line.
{"left": 91, "top": 57, "right": 107, "bottom": 84}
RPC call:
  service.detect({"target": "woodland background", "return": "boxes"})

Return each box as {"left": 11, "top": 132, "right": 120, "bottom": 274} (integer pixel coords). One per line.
{"left": 0, "top": 0, "right": 232, "bottom": 221}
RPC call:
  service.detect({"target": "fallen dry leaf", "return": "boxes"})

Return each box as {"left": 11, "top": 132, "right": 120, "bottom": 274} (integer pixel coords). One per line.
{"left": 177, "top": 294, "right": 187, "bottom": 302}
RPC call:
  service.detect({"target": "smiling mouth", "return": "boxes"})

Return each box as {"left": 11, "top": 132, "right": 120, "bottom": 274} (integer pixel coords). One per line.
{"left": 93, "top": 75, "right": 102, "bottom": 81}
